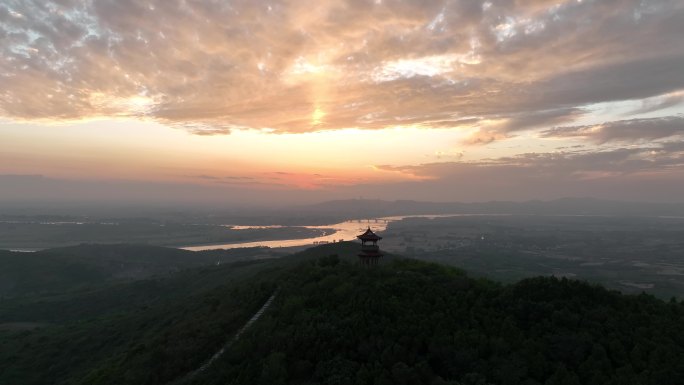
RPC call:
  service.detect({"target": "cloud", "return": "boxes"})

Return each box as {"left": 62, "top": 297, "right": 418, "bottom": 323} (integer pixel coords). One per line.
{"left": 433, "top": 149, "right": 464, "bottom": 160}
{"left": 382, "top": 141, "right": 684, "bottom": 181}
{"left": 462, "top": 128, "right": 511, "bottom": 145}
{"left": 184, "top": 172, "right": 354, "bottom": 189}
{"left": 629, "top": 92, "right": 684, "bottom": 115}
{"left": 3, "top": 140, "right": 684, "bottom": 204}
{"left": 498, "top": 108, "right": 585, "bottom": 132}
{"left": 541, "top": 115, "right": 684, "bottom": 143}
{"left": 360, "top": 141, "right": 684, "bottom": 201}
{"left": 188, "top": 174, "right": 254, "bottom": 181}
{"left": 1, "top": 0, "right": 684, "bottom": 140}
{"left": 460, "top": 107, "right": 585, "bottom": 144}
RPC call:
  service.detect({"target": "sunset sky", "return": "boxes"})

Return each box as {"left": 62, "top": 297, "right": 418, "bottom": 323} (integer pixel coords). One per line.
{"left": 1, "top": 0, "right": 684, "bottom": 205}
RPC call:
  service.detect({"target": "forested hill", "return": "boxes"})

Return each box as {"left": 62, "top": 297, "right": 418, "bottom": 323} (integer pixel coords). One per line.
{"left": 192, "top": 257, "right": 684, "bottom": 385}
{"left": 2, "top": 243, "right": 684, "bottom": 384}
{"left": 0, "top": 244, "right": 281, "bottom": 298}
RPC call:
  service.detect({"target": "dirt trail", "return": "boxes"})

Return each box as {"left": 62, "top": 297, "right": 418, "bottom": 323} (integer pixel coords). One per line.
{"left": 168, "top": 290, "right": 278, "bottom": 384}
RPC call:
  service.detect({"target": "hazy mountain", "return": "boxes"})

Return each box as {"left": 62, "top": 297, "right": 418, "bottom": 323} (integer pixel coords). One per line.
{"left": 304, "top": 197, "right": 684, "bottom": 218}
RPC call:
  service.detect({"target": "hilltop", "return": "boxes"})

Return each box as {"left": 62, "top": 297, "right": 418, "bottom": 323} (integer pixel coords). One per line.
{"left": 190, "top": 257, "right": 684, "bottom": 385}
{"left": 1, "top": 243, "right": 683, "bottom": 385}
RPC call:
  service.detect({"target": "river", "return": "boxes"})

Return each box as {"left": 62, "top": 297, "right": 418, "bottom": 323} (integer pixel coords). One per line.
{"left": 180, "top": 214, "right": 488, "bottom": 251}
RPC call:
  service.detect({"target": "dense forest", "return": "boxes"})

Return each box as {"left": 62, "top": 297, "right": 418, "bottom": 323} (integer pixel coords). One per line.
{"left": 0, "top": 262, "right": 278, "bottom": 385}
{"left": 193, "top": 257, "right": 684, "bottom": 385}
{"left": 0, "top": 244, "right": 282, "bottom": 298}
{"left": 2, "top": 243, "right": 684, "bottom": 384}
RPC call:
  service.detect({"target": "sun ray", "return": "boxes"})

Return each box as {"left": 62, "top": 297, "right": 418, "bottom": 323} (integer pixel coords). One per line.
{"left": 312, "top": 106, "right": 326, "bottom": 126}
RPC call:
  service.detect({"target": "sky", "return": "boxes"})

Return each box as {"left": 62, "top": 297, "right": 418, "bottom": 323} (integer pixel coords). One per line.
{"left": 1, "top": 0, "right": 684, "bottom": 206}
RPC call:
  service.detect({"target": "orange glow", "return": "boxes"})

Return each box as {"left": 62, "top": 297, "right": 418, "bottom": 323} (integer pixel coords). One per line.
{"left": 2, "top": 0, "right": 682, "bottom": 203}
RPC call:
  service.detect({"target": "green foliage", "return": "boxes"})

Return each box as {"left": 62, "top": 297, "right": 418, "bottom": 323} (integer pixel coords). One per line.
{"left": 0, "top": 244, "right": 268, "bottom": 298}
{"left": 2, "top": 242, "right": 684, "bottom": 385}
{"left": 191, "top": 258, "right": 684, "bottom": 385}
{"left": 0, "top": 259, "right": 279, "bottom": 385}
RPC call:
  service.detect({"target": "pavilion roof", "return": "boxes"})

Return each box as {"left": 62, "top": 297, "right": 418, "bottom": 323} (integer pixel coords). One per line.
{"left": 357, "top": 227, "right": 382, "bottom": 241}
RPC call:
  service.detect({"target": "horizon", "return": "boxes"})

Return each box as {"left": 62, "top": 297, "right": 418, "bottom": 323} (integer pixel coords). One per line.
{"left": 2, "top": 194, "right": 684, "bottom": 218}
{"left": 2, "top": 0, "right": 684, "bottom": 205}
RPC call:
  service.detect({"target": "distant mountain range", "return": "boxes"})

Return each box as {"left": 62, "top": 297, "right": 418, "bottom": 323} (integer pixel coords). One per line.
{"left": 302, "top": 197, "right": 684, "bottom": 218}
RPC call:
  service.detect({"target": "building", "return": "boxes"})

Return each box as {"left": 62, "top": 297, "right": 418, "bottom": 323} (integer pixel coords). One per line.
{"left": 357, "top": 227, "right": 383, "bottom": 265}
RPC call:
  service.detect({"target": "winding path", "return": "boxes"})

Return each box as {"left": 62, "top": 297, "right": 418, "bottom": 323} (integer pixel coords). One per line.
{"left": 168, "top": 290, "right": 279, "bottom": 384}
